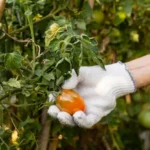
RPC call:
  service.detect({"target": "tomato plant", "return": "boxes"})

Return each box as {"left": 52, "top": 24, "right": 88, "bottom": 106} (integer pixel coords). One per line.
{"left": 0, "top": 0, "right": 150, "bottom": 149}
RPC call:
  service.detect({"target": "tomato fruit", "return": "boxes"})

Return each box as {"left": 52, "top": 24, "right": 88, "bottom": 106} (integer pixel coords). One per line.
{"left": 92, "top": 9, "right": 104, "bottom": 24}
{"left": 56, "top": 89, "right": 85, "bottom": 115}
{"left": 138, "top": 109, "right": 150, "bottom": 128}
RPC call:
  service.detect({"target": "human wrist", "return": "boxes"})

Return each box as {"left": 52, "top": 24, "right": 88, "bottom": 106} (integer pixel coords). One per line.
{"left": 126, "top": 64, "right": 150, "bottom": 88}
{"left": 105, "top": 62, "right": 136, "bottom": 98}
{"left": 126, "top": 55, "right": 150, "bottom": 70}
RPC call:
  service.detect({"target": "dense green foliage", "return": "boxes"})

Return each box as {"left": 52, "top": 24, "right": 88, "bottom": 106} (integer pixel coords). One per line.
{"left": 0, "top": 0, "right": 150, "bottom": 149}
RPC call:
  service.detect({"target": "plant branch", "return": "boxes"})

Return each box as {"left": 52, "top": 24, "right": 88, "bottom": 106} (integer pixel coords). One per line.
{"left": 48, "top": 139, "right": 59, "bottom": 150}
{"left": 11, "top": 14, "right": 54, "bottom": 35}
{"left": 8, "top": 5, "right": 62, "bottom": 35}
{"left": 0, "top": 29, "right": 30, "bottom": 43}
{"left": 0, "top": 6, "right": 64, "bottom": 41}
{"left": 35, "top": 49, "right": 50, "bottom": 60}
{"left": 38, "top": 108, "right": 51, "bottom": 150}
{"left": 0, "top": 89, "right": 22, "bottom": 101}
{"left": 26, "top": 12, "right": 36, "bottom": 73}
{"left": 108, "top": 126, "right": 121, "bottom": 150}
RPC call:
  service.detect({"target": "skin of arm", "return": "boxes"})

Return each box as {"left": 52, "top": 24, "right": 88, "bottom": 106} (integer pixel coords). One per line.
{"left": 0, "top": 0, "right": 6, "bottom": 20}
{"left": 126, "top": 55, "right": 150, "bottom": 88}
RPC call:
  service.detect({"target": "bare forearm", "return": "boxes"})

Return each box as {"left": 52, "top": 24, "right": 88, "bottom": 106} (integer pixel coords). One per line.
{"left": 126, "top": 55, "right": 150, "bottom": 70}
{"left": 126, "top": 55, "right": 150, "bottom": 88}
{"left": 0, "top": 0, "right": 6, "bottom": 20}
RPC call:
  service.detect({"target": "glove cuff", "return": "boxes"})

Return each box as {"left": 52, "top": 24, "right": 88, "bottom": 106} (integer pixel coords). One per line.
{"left": 105, "top": 62, "right": 136, "bottom": 98}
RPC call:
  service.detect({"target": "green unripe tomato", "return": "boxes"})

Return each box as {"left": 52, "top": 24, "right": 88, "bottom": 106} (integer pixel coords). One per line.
{"left": 130, "top": 31, "right": 139, "bottom": 42}
{"left": 111, "top": 28, "right": 121, "bottom": 37}
{"left": 92, "top": 10, "right": 104, "bottom": 24}
{"left": 138, "top": 109, "right": 150, "bottom": 128}
{"left": 117, "top": 11, "right": 126, "bottom": 20}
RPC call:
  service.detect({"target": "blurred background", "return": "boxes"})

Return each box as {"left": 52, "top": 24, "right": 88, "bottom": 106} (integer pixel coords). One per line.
{"left": 0, "top": 0, "right": 150, "bottom": 149}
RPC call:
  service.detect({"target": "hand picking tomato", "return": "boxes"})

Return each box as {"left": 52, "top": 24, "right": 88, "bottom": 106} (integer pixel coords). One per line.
{"left": 56, "top": 89, "right": 86, "bottom": 115}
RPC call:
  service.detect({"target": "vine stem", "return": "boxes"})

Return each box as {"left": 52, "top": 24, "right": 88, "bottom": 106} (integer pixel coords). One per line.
{"left": 0, "top": 89, "right": 22, "bottom": 101}
{"left": 26, "top": 7, "right": 36, "bottom": 73}
{"left": 10, "top": 7, "right": 61, "bottom": 35}
{"left": 108, "top": 126, "right": 121, "bottom": 150}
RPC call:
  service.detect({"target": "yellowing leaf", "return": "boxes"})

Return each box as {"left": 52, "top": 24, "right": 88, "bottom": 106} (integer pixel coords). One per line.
{"left": 45, "top": 23, "right": 62, "bottom": 47}
{"left": 11, "top": 130, "right": 19, "bottom": 145}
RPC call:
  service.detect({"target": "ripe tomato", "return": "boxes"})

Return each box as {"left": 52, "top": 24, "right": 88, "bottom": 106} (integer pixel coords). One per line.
{"left": 56, "top": 89, "right": 85, "bottom": 115}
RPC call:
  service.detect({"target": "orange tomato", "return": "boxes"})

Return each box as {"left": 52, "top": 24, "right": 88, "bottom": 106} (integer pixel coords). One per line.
{"left": 56, "top": 89, "right": 85, "bottom": 115}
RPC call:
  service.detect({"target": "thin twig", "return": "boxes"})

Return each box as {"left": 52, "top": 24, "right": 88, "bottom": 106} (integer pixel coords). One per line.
{"left": 0, "top": 89, "right": 22, "bottom": 101}
{"left": 102, "top": 136, "right": 111, "bottom": 150}
{"left": 21, "top": 66, "right": 33, "bottom": 73}
{"left": 0, "top": 30, "right": 30, "bottom": 43}
{"left": 108, "top": 126, "right": 121, "bottom": 150}
{"left": 11, "top": 14, "right": 54, "bottom": 35}
{"left": 8, "top": 112, "right": 18, "bottom": 132}
{"left": 48, "top": 139, "right": 59, "bottom": 150}
{"left": 35, "top": 50, "right": 50, "bottom": 60}
{"left": 25, "top": 39, "right": 41, "bottom": 57}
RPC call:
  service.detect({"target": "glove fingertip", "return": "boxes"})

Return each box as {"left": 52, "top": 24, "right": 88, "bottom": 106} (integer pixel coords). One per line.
{"left": 57, "top": 112, "right": 75, "bottom": 126}
{"left": 73, "top": 111, "right": 99, "bottom": 128}
{"left": 47, "top": 105, "right": 60, "bottom": 118}
{"left": 48, "top": 93, "right": 55, "bottom": 102}
{"left": 62, "top": 70, "right": 78, "bottom": 89}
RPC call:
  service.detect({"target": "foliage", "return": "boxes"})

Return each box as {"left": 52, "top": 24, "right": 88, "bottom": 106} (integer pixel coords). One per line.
{"left": 0, "top": 0, "right": 150, "bottom": 150}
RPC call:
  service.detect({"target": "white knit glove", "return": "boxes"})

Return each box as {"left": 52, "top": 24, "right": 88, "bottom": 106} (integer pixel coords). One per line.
{"left": 48, "top": 62, "right": 136, "bottom": 128}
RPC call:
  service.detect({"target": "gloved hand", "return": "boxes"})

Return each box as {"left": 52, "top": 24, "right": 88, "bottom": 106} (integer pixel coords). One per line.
{"left": 48, "top": 62, "right": 136, "bottom": 128}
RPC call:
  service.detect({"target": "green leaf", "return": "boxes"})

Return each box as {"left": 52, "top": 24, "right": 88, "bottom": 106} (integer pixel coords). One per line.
{"left": 0, "top": 106, "right": 3, "bottom": 124}
{"left": 122, "top": 1, "right": 133, "bottom": 17}
{"left": 42, "top": 58, "right": 55, "bottom": 72}
{"left": 24, "top": 9, "right": 32, "bottom": 16}
{"left": 113, "top": 11, "right": 126, "bottom": 26}
{"left": 5, "top": 51, "right": 22, "bottom": 69}
{"left": 56, "top": 69, "right": 62, "bottom": 78}
{"left": 81, "top": 38, "right": 105, "bottom": 69}
{"left": 0, "top": 68, "right": 7, "bottom": 82}
{"left": 48, "top": 39, "right": 59, "bottom": 51}
{"left": 56, "top": 76, "right": 64, "bottom": 86}
{"left": 35, "top": 69, "right": 43, "bottom": 77}
{"left": 43, "top": 72, "right": 55, "bottom": 81}
{"left": 75, "top": 20, "right": 86, "bottom": 30}
{"left": 0, "top": 53, "right": 5, "bottom": 63}
{"left": 56, "top": 16, "right": 69, "bottom": 26}
{"left": 56, "top": 58, "right": 71, "bottom": 74}
{"left": 22, "top": 89, "right": 31, "bottom": 97}
{"left": 6, "top": 0, "right": 14, "bottom": 4}
{"left": 81, "top": 2, "right": 93, "bottom": 18}
{"left": 3, "top": 78, "right": 21, "bottom": 88}
{"left": 72, "top": 42, "right": 82, "bottom": 75}
{"left": 20, "top": 116, "right": 34, "bottom": 128}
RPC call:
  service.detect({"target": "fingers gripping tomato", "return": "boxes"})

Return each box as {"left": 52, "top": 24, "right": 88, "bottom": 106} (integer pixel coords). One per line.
{"left": 56, "top": 89, "right": 86, "bottom": 115}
